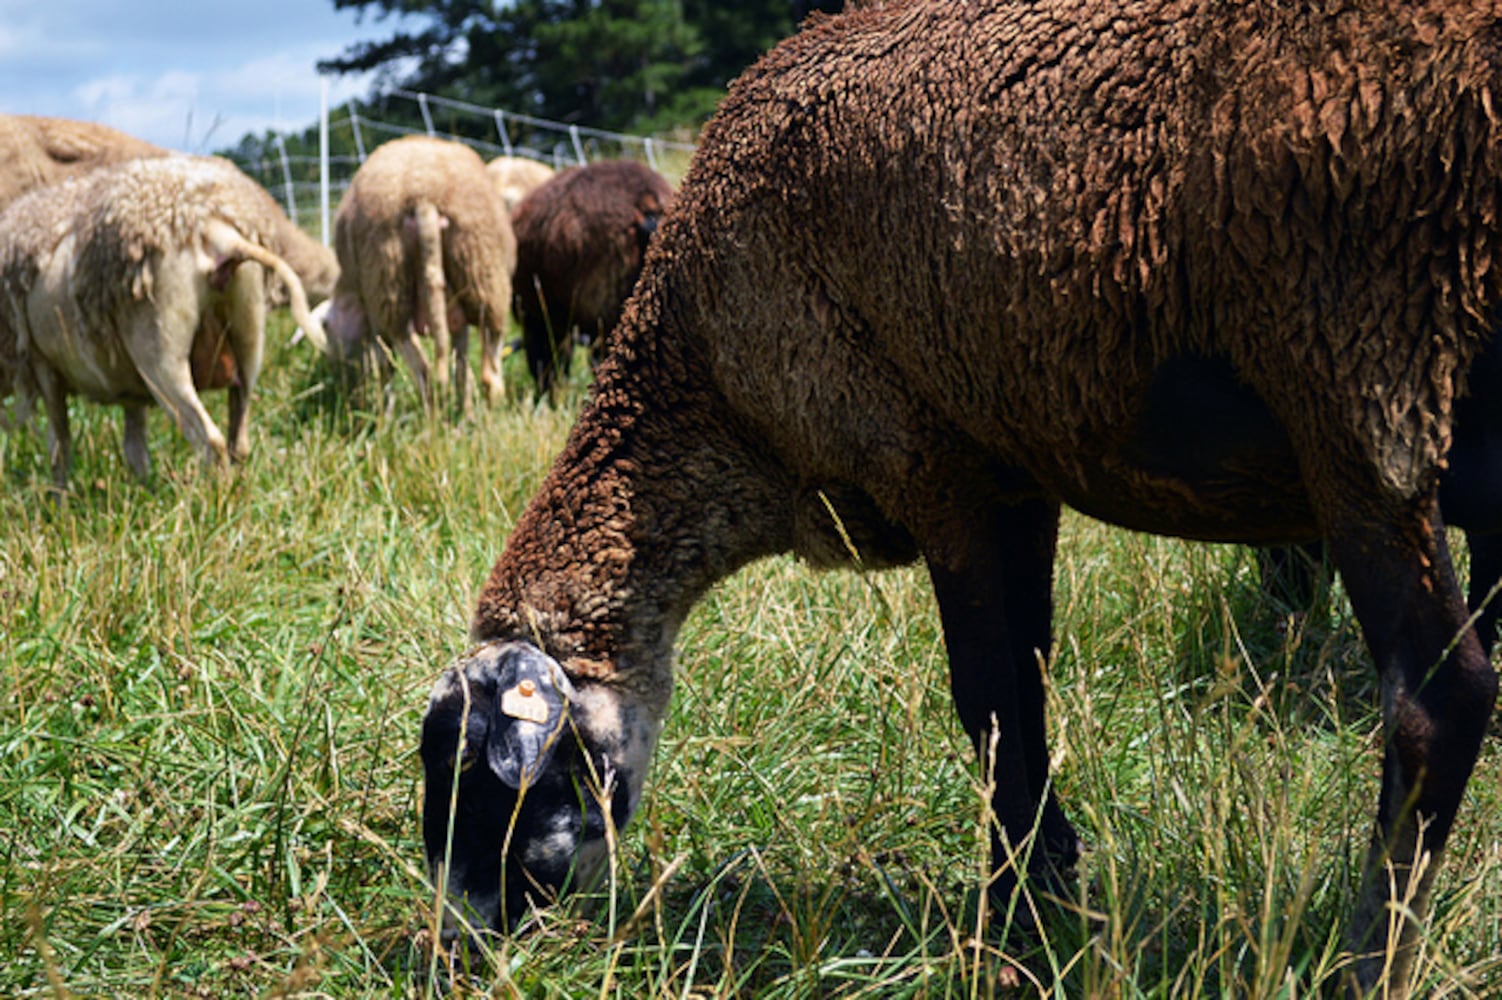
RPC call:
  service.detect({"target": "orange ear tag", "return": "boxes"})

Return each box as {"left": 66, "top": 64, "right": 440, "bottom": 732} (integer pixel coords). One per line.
{"left": 500, "top": 678, "right": 551, "bottom": 724}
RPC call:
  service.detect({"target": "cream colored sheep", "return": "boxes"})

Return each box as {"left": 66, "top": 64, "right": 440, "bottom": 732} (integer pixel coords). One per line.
{"left": 0, "top": 155, "right": 327, "bottom": 487}
{"left": 486, "top": 155, "right": 556, "bottom": 211}
{"left": 0, "top": 114, "right": 338, "bottom": 312}
{"left": 322, "top": 136, "right": 516, "bottom": 408}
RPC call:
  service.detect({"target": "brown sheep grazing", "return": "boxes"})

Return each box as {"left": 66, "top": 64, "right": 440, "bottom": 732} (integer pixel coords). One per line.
{"left": 320, "top": 135, "right": 515, "bottom": 408}
{"left": 421, "top": 1, "right": 1502, "bottom": 993}
{"left": 0, "top": 155, "right": 327, "bottom": 488}
{"left": 510, "top": 159, "right": 673, "bottom": 396}
{"left": 0, "top": 114, "right": 337, "bottom": 311}
{"left": 485, "top": 155, "right": 556, "bottom": 212}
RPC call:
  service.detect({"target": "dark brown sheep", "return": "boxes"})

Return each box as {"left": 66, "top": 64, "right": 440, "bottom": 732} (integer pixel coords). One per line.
{"left": 421, "top": 2, "right": 1502, "bottom": 993}
{"left": 510, "top": 159, "right": 674, "bottom": 396}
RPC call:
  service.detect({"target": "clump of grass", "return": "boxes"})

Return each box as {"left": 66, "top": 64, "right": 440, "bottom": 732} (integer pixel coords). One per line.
{"left": 2, "top": 312, "right": 1499, "bottom": 996}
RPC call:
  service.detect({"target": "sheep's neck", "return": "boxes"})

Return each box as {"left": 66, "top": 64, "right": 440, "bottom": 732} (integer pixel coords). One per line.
{"left": 471, "top": 331, "right": 792, "bottom": 684}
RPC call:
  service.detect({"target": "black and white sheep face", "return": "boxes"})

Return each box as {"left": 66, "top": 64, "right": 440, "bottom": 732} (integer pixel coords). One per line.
{"left": 420, "top": 640, "right": 645, "bottom": 938}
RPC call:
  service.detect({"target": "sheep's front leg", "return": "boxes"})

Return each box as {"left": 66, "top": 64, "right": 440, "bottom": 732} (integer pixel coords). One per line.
{"left": 449, "top": 323, "right": 471, "bottom": 413}
{"left": 926, "top": 497, "right": 1078, "bottom": 921}
{"left": 1329, "top": 499, "right": 1497, "bottom": 992}
{"left": 391, "top": 326, "right": 432, "bottom": 409}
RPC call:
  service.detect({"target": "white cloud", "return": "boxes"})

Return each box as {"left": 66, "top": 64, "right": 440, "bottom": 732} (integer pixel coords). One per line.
{"left": 68, "top": 71, "right": 210, "bottom": 152}
{"left": 0, "top": 1, "right": 413, "bottom": 151}
{"left": 60, "top": 54, "right": 376, "bottom": 153}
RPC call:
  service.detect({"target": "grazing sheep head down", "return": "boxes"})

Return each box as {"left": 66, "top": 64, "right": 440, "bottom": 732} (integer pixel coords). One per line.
{"left": 0, "top": 154, "right": 327, "bottom": 487}
{"left": 422, "top": 641, "right": 656, "bottom": 936}
{"left": 424, "top": 2, "right": 1502, "bottom": 994}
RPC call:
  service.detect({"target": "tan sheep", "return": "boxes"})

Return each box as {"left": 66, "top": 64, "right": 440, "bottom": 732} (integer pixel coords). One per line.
{"left": 0, "top": 155, "right": 327, "bottom": 488}
{"left": 322, "top": 135, "right": 516, "bottom": 409}
{"left": 0, "top": 114, "right": 165, "bottom": 209}
{"left": 486, "top": 155, "right": 556, "bottom": 212}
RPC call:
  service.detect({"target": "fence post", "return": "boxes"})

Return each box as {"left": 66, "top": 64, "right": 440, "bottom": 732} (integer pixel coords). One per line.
{"left": 348, "top": 102, "right": 367, "bottom": 162}
{"left": 568, "top": 124, "right": 586, "bottom": 165}
{"left": 273, "top": 134, "right": 297, "bottom": 222}
{"left": 644, "top": 136, "right": 658, "bottom": 171}
{"left": 319, "top": 77, "right": 330, "bottom": 245}
{"left": 418, "top": 92, "right": 435, "bottom": 135}
{"left": 493, "top": 110, "right": 513, "bottom": 157}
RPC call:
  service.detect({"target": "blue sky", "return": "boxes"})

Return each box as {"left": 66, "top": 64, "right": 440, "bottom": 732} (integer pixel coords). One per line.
{"left": 0, "top": 0, "right": 413, "bottom": 153}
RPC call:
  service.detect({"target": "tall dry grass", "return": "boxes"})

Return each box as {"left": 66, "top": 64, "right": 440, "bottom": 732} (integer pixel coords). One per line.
{"left": 1, "top": 313, "right": 1499, "bottom": 997}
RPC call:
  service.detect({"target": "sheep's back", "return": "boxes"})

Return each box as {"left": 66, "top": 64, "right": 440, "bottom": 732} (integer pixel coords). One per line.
{"left": 333, "top": 136, "right": 514, "bottom": 334}
{"left": 69, "top": 158, "right": 283, "bottom": 330}
{"left": 512, "top": 160, "right": 674, "bottom": 334}
{"left": 648, "top": 0, "right": 1502, "bottom": 511}
{"left": 0, "top": 114, "right": 168, "bottom": 211}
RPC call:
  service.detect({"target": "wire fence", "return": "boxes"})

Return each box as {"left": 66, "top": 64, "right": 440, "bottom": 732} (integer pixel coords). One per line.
{"left": 230, "top": 88, "right": 698, "bottom": 241}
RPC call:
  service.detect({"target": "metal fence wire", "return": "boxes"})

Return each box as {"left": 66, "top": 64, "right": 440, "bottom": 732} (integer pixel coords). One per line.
{"left": 230, "top": 88, "right": 698, "bottom": 241}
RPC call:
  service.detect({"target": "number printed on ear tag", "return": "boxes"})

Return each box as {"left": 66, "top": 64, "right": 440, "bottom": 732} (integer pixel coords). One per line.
{"left": 500, "top": 679, "right": 550, "bottom": 724}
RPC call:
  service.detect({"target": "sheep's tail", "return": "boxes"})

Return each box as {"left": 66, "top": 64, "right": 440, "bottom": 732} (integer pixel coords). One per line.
{"left": 412, "top": 199, "right": 452, "bottom": 394}
{"left": 201, "top": 218, "right": 330, "bottom": 354}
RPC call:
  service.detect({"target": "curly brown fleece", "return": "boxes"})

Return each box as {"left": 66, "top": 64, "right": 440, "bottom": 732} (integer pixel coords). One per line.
{"left": 476, "top": 0, "right": 1502, "bottom": 666}
{"left": 464, "top": 2, "right": 1502, "bottom": 991}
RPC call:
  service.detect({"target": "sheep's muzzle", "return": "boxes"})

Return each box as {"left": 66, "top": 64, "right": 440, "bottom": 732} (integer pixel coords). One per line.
{"left": 420, "top": 639, "right": 619, "bottom": 939}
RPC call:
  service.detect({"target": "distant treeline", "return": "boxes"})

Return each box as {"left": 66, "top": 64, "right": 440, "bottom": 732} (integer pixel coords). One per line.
{"left": 224, "top": 1, "right": 849, "bottom": 168}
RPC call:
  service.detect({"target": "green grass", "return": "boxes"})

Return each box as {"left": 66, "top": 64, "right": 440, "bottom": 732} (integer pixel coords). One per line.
{"left": 2, "top": 312, "right": 1500, "bottom": 997}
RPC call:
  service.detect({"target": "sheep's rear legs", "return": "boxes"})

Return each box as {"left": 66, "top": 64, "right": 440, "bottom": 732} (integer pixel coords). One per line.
{"left": 1329, "top": 504, "right": 1497, "bottom": 992}
{"left": 926, "top": 498, "right": 1079, "bottom": 923}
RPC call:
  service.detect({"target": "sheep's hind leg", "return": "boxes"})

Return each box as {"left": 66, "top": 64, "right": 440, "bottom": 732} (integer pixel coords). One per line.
{"left": 925, "top": 497, "right": 1079, "bottom": 927}
{"left": 1327, "top": 496, "right": 1496, "bottom": 993}
{"left": 121, "top": 405, "right": 151, "bottom": 480}
{"left": 478, "top": 314, "right": 506, "bottom": 405}
{"left": 1464, "top": 531, "right": 1501, "bottom": 658}
{"left": 223, "top": 262, "right": 266, "bottom": 462}
{"left": 121, "top": 311, "right": 229, "bottom": 471}
{"left": 32, "top": 362, "right": 73, "bottom": 490}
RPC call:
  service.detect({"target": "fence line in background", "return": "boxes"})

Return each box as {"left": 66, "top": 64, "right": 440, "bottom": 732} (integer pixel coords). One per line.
{"left": 231, "top": 88, "right": 698, "bottom": 241}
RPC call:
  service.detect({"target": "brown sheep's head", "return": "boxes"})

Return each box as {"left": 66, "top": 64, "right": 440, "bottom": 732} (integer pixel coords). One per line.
{"left": 632, "top": 189, "right": 672, "bottom": 255}
{"left": 420, "top": 640, "right": 653, "bottom": 940}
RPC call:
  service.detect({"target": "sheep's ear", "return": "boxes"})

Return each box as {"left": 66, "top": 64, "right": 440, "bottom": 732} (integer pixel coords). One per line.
{"left": 460, "top": 640, "right": 576, "bottom": 789}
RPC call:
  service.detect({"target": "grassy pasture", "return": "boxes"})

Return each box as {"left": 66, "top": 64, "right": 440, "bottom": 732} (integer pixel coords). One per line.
{"left": 1, "top": 311, "right": 1500, "bottom": 997}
